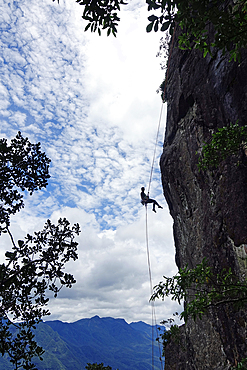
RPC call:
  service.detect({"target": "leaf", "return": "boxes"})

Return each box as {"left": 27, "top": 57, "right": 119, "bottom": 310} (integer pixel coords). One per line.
{"left": 161, "top": 21, "right": 170, "bottom": 31}
{"left": 146, "top": 22, "right": 154, "bottom": 33}
{"left": 148, "top": 15, "right": 157, "bottom": 22}
{"left": 154, "top": 20, "right": 159, "bottom": 32}
{"left": 84, "top": 23, "right": 91, "bottom": 32}
{"left": 5, "top": 251, "right": 17, "bottom": 260}
{"left": 18, "top": 240, "right": 25, "bottom": 248}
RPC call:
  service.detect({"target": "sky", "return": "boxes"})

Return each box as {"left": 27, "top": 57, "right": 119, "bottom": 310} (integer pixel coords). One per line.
{"left": 0, "top": 0, "right": 182, "bottom": 326}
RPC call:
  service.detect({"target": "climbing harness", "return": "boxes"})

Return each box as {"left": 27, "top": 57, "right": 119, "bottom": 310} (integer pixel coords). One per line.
{"left": 144, "top": 23, "right": 177, "bottom": 369}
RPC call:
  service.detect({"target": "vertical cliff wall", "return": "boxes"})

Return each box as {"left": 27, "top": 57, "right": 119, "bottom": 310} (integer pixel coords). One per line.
{"left": 160, "top": 32, "right": 247, "bottom": 369}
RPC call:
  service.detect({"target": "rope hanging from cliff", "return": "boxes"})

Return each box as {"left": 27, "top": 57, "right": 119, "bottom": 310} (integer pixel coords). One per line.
{"left": 147, "top": 23, "right": 177, "bottom": 197}
{"left": 145, "top": 205, "right": 164, "bottom": 370}
{"left": 144, "top": 24, "right": 178, "bottom": 369}
{"left": 147, "top": 104, "right": 164, "bottom": 196}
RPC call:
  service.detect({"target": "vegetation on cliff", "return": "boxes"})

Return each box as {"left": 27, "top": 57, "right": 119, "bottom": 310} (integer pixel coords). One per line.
{"left": 152, "top": 258, "right": 247, "bottom": 322}
{"left": 198, "top": 123, "right": 247, "bottom": 171}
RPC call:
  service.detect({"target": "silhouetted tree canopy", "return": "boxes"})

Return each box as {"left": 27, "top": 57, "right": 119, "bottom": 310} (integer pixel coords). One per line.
{"left": 0, "top": 132, "right": 80, "bottom": 370}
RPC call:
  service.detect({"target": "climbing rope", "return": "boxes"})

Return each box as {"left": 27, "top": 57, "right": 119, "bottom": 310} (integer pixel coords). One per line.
{"left": 147, "top": 103, "right": 164, "bottom": 196}
{"left": 145, "top": 205, "right": 164, "bottom": 370}
{"left": 144, "top": 24, "right": 177, "bottom": 369}
{"left": 147, "top": 22, "right": 177, "bottom": 197}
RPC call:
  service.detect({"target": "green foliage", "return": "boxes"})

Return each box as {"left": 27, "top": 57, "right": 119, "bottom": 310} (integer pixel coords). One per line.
{"left": 156, "top": 313, "right": 180, "bottom": 355}
{"left": 234, "top": 357, "right": 247, "bottom": 369}
{"left": 85, "top": 363, "right": 113, "bottom": 370}
{"left": 159, "top": 324, "right": 180, "bottom": 353}
{"left": 198, "top": 123, "right": 247, "bottom": 171}
{"left": 61, "top": 0, "right": 247, "bottom": 59}
{"left": 146, "top": 0, "right": 247, "bottom": 60}
{"left": 151, "top": 258, "right": 247, "bottom": 323}
{"left": 0, "top": 132, "right": 80, "bottom": 369}
{"left": 54, "top": 0, "right": 127, "bottom": 37}
{"left": 179, "top": 0, "right": 247, "bottom": 61}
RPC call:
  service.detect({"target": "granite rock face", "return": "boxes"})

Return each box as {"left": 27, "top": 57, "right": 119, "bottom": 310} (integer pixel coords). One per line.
{"left": 160, "top": 31, "right": 247, "bottom": 369}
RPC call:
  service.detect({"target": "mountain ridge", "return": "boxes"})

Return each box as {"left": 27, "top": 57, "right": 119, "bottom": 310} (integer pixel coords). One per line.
{"left": 0, "top": 316, "right": 164, "bottom": 370}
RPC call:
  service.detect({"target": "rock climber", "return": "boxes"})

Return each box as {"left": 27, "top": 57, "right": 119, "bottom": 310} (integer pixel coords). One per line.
{"left": 140, "top": 187, "right": 163, "bottom": 213}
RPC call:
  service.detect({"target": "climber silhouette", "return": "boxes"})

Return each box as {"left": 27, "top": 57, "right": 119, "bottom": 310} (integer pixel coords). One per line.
{"left": 140, "top": 187, "right": 163, "bottom": 213}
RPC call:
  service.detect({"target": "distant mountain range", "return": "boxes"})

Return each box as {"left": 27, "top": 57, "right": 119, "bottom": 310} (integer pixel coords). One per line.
{"left": 0, "top": 316, "right": 165, "bottom": 370}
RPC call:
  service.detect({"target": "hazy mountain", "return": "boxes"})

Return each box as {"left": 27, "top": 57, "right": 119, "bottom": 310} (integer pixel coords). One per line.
{"left": 0, "top": 316, "right": 165, "bottom": 370}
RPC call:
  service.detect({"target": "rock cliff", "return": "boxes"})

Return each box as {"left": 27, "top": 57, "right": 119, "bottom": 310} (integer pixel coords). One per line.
{"left": 160, "top": 30, "right": 247, "bottom": 369}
